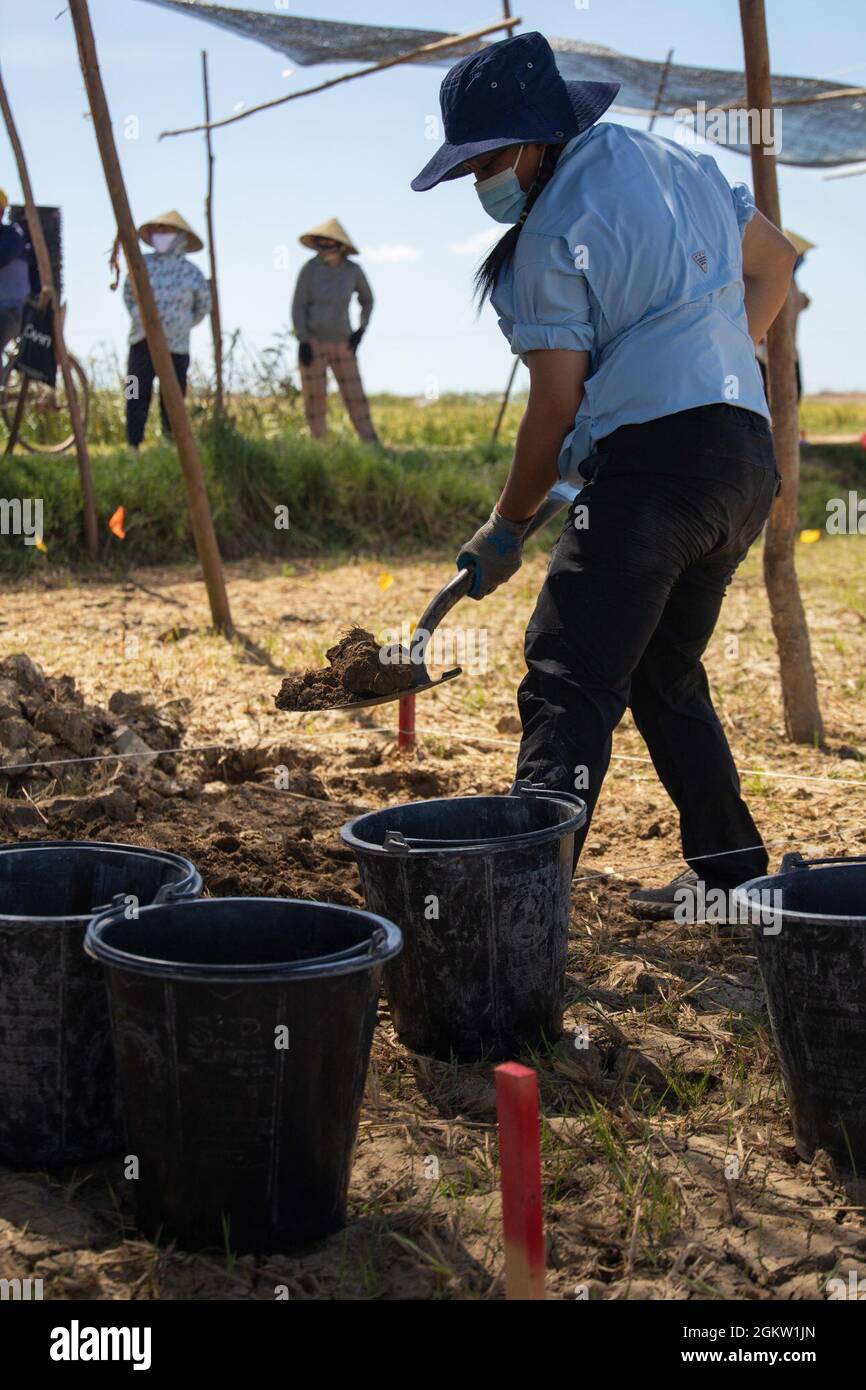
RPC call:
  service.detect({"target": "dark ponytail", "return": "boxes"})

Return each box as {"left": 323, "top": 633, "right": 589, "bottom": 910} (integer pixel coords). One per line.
{"left": 474, "top": 143, "right": 565, "bottom": 308}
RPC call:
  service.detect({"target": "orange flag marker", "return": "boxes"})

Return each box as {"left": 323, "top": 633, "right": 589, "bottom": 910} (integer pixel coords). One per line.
{"left": 108, "top": 505, "right": 126, "bottom": 540}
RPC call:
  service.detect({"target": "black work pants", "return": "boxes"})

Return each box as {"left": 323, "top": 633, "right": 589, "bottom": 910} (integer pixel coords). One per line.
{"left": 515, "top": 404, "right": 780, "bottom": 890}
{"left": 126, "top": 338, "right": 190, "bottom": 446}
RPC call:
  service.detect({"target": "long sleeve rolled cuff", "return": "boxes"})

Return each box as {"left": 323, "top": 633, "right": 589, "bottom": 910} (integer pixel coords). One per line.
{"left": 729, "top": 181, "right": 757, "bottom": 236}
{"left": 509, "top": 321, "right": 595, "bottom": 355}
{"left": 503, "top": 234, "right": 596, "bottom": 357}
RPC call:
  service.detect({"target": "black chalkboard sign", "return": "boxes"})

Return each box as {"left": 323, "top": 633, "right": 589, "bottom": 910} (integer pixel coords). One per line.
{"left": 8, "top": 205, "right": 62, "bottom": 300}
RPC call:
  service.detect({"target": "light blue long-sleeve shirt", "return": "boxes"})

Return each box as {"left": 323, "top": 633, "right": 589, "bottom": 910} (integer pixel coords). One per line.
{"left": 491, "top": 123, "right": 769, "bottom": 485}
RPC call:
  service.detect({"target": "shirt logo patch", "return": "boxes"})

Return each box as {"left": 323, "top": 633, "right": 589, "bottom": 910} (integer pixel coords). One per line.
{"left": 692, "top": 250, "right": 709, "bottom": 273}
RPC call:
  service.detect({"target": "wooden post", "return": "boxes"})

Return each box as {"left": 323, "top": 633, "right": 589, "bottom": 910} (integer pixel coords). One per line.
{"left": 739, "top": 0, "right": 823, "bottom": 744}
{"left": 487, "top": 7, "right": 519, "bottom": 451}
{"left": 68, "top": 0, "right": 232, "bottom": 635}
{"left": 0, "top": 64, "right": 99, "bottom": 562}
{"left": 201, "top": 50, "right": 225, "bottom": 416}
{"left": 490, "top": 356, "right": 520, "bottom": 448}
{"left": 3, "top": 373, "right": 28, "bottom": 457}
{"left": 495, "top": 1062, "right": 545, "bottom": 1300}
{"left": 397, "top": 693, "right": 416, "bottom": 751}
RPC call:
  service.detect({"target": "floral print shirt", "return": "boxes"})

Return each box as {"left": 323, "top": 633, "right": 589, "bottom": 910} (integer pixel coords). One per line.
{"left": 123, "top": 243, "right": 211, "bottom": 354}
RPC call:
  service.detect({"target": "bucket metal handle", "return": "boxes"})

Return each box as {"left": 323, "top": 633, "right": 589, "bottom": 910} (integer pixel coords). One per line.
{"left": 512, "top": 780, "right": 587, "bottom": 813}
{"left": 780, "top": 851, "right": 866, "bottom": 873}
{"left": 275, "top": 927, "right": 389, "bottom": 972}
{"left": 383, "top": 828, "right": 513, "bottom": 854}
{"left": 380, "top": 783, "right": 586, "bottom": 855}
{"left": 85, "top": 903, "right": 389, "bottom": 972}
{"left": 84, "top": 889, "right": 195, "bottom": 942}
{"left": 152, "top": 877, "right": 198, "bottom": 905}
{"left": 89, "top": 878, "right": 197, "bottom": 917}
{"left": 384, "top": 829, "right": 508, "bottom": 852}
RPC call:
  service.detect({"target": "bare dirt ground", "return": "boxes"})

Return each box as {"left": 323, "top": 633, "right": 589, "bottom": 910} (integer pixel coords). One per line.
{"left": 1, "top": 537, "right": 866, "bottom": 1300}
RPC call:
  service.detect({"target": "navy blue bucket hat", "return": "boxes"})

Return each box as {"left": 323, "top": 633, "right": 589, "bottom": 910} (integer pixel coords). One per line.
{"left": 412, "top": 31, "right": 619, "bottom": 192}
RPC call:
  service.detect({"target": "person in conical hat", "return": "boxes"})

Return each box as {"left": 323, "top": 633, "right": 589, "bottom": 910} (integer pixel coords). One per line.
{"left": 298, "top": 217, "right": 358, "bottom": 256}
{"left": 122, "top": 210, "right": 211, "bottom": 452}
{"left": 292, "top": 217, "right": 379, "bottom": 444}
{"left": 783, "top": 230, "right": 815, "bottom": 261}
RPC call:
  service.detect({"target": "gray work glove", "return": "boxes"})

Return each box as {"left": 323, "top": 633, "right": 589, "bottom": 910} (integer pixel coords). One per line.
{"left": 457, "top": 506, "right": 531, "bottom": 600}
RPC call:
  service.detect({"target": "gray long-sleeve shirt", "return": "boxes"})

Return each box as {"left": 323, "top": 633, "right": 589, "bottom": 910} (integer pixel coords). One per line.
{"left": 291, "top": 255, "right": 373, "bottom": 343}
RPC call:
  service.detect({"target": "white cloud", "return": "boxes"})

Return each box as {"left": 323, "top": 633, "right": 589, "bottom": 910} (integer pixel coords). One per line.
{"left": 361, "top": 243, "right": 422, "bottom": 264}
{"left": 449, "top": 229, "right": 498, "bottom": 256}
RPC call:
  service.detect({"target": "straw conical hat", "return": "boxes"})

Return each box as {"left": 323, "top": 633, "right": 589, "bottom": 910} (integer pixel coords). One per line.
{"left": 784, "top": 229, "right": 816, "bottom": 257}
{"left": 299, "top": 217, "right": 358, "bottom": 255}
{"left": 138, "top": 210, "right": 204, "bottom": 253}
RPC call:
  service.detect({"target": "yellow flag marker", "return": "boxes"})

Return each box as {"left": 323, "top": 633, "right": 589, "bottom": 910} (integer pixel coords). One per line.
{"left": 799, "top": 529, "right": 821, "bottom": 544}
{"left": 34, "top": 538, "right": 47, "bottom": 552}
{"left": 378, "top": 571, "right": 394, "bottom": 591}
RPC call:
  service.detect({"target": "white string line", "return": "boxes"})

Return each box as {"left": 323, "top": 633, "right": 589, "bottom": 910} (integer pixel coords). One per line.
{"left": 6, "top": 723, "right": 864, "bottom": 790}
{"left": 0, "top": 743, "right": 226, "bottom": 774}
{"left": 360, "top": 724, "right": 866, "bottom": 789}
{"left": 5, "top": 737, "right": 848, "bottom": 878}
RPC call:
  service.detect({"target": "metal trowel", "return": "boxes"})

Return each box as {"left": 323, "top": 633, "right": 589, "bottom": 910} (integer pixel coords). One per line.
{"left": 300, "top": 481, "right": 579, "bottom": 713}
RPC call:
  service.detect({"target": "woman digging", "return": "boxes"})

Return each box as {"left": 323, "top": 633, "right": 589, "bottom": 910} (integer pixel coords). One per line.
{"left": 292, "top": 218, "right": 379, "bottom": 445}
{"left": 413, "top": 32, "right": 796, "bottom": 921}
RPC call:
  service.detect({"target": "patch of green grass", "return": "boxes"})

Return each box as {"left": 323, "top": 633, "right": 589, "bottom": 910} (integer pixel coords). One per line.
{"left": 3, "top": 392, "right": 863, "bottom": 572}
{"left": 745, "top": 772, "right": 770, "bottom": 796}
{"left": 580, "top": 1095, "right": 681, "bottom": 1252}
{"left": 799, "top": 442, "right": 866, "bottom": 530}
{"left": 800, "top": 396, "right": 866, "bottom": 437}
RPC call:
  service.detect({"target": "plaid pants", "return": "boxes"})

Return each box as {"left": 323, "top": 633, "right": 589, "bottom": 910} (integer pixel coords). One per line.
{"left": 299, "top": 338, "right": 378, "bottom": 442}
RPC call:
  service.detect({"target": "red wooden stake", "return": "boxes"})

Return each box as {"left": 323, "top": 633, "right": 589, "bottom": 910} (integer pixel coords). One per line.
{"left": 397, "top": 693, "right": 416, "bottom": 750}
{"left": 494, "top": 1061, "right": 545, "bottom": 1299}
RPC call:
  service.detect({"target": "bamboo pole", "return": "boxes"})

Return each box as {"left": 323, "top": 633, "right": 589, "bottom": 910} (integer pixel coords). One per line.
{"left": 68, "top": 0, "right": 232, "bottom": 635}
{"left": 823, "top": 164, "right": 866, "bottom": 180}
{"left": 647, "top": 48, "right": 674, "bottom": 131}
{"left": 201, "top": 50, "right": 224, "bottom": 416}
{"left": 159, "top": 16, "right": 521, "bottom": 139}
{"left": 490, "top": 356, "right": 520, "bottom": 448}
{"left": 0, "top": 63, "right": 99, "bottom": 562}
{"left": 715, "top": 84, "right": 866, "bottom": 113}
{"left": 738, "top": 0, "right": 823, "bottom": 744}
{"left": 3, "top": 374, "right": 28, "bottom": 458}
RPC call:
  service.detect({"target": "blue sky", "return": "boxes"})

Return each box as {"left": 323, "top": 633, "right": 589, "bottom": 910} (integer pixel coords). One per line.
{"left": 1, "top": 0, "right": 864, "bottom": 395}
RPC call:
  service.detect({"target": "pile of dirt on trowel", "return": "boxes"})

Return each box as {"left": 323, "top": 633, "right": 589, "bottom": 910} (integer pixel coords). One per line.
{"left": 275, "top": 627, "right": 415, "bottom": 711}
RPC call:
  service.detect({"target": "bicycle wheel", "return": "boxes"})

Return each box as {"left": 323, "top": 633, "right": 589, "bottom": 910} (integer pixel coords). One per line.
{"left": 0, "top": 351, "right": 90, "bottom": 455}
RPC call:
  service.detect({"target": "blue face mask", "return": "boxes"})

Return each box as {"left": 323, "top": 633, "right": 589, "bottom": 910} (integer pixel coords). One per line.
{"left": 474, "top": 146, "right": 527, "bottom": 224}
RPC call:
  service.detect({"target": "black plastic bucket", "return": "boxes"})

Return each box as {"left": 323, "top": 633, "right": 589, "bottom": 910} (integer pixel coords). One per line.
{"left": 341, "top": 783, "right": 586, "bottom": 1061}
{"left": 734, "top": 852, "right": 866, "bottom": 1169}
{"left": 0, "top": 840, "right": 201, "bottom": 1168}
{"left": 85, "top": 897, "right": 402, "bottom": 1253}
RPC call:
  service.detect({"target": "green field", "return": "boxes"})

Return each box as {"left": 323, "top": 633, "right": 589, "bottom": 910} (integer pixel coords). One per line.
{"left": 1, "top": 389, "right": 864, "bottom": 572}
{"left": 800, "top": 394, "right": 866, "bottom": 437}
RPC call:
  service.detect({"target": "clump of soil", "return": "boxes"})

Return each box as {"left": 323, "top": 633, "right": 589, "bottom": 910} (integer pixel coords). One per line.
{"left": 275, "top": 628, "right": 415, "bottom": 710}
{"left": 0, "top": 652, "right": 185, "bottom": 796}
